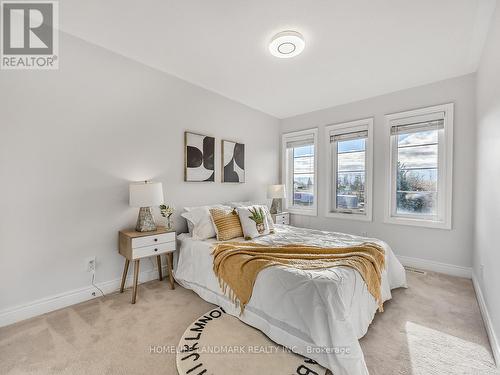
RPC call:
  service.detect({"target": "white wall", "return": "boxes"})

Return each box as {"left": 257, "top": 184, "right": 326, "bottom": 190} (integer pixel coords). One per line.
{"left": 0, "top": 33, "right": 279, "bottom": 317}
{"left": 475, "top": 2, "right": 500, "bottom": 357}
{"left": 280, "top": 74, "right": 476, "bottom": 270}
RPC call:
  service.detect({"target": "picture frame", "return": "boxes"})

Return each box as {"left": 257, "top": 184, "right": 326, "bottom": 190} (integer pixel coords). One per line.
{"left": 221, "top": 139, "right": 245, "bottom": 183}
{"left": 184, "top": 131, "right": 215, "bottom": 182}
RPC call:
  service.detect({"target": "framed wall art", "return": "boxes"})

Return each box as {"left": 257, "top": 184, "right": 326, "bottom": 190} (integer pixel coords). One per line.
{"left": 184, "top": 131, "right": 215, "bottom": 182}
{"left": 222, "top": 140, "right": 245, "bottom": 183}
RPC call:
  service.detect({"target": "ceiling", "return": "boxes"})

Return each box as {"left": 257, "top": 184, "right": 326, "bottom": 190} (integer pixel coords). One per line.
{"left": 60, "top": 0, "right": 496, "bottom": 118}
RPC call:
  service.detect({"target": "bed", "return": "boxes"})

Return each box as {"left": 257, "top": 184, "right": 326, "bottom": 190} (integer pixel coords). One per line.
{"left": 175, "top": 224, "right": 407, "bottom": 375}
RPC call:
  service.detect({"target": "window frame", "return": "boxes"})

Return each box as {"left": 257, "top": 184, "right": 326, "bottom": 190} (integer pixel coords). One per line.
{"left": 325, "top": 118, "right": 373, "bottom": 221}
{"left": 384, "top": 103, "right": 454, "bottom": 229}
{"left": 282, "top": 128, "right": 318, "bottom": 216}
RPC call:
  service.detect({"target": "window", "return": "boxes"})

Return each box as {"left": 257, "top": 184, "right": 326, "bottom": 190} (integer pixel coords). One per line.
{"left": 325, "top": 119, "right": 373, "bottom": 220}
{"left": 385, "top": 104, "right": 454, "bottom": 229}
{"left": 282, "top": 128, "right": 318, "bottom": 216}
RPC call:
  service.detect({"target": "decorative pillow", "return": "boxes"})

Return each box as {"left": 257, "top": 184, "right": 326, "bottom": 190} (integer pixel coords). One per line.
{"left": 209, "top": 207, "right": 243, "bottom": 241}
{"left": 227, "top": 201, "right": 274, "bottom": 234}
{"left": 262, "top": 206, "right": 275, "bottom": 234}
{"left": 237, "top": 205, "right": 272, "bottom": 240}
{"left": 181, "top": 205, "right": 229, "bottom": 240}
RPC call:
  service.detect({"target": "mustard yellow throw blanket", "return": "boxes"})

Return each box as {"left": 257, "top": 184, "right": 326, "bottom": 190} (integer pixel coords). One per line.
{"left": 212, "top": 242, "right": 386, "bottom": 314}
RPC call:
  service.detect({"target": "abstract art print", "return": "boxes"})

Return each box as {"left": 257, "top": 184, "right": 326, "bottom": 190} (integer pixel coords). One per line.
{"left": 184, "top": 132, "right": 215, "bottom": 182}
{"left": 222, "top": 140, "right": 245, "bottom": 183}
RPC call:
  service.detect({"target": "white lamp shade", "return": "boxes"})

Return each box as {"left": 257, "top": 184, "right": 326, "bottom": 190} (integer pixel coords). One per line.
{"left": 267, "top": 184, "right": 286, "bottom": 199}
{"left": 129, "top": 182, "right": 164, "bottom": 207}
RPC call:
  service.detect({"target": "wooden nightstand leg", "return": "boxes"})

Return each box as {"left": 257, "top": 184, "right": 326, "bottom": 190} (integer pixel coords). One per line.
{"left": 132, "top": 259, "right": 140, "bottom": 304}
{"left": 120, "top": 259, "right": 130, "bottom": 293}
{"left": 157, "top": 255, "right": 163, "bottom": 281}
{"left": 167, "top": 253, "right": 175, "bottom": 290}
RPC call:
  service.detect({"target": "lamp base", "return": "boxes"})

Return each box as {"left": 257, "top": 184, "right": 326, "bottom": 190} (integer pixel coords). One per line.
{"left": 136, "top": 207, "right": 157, "bottom": 232}
{"left": 270, "top": 198, "right": 282, "bottom": 214}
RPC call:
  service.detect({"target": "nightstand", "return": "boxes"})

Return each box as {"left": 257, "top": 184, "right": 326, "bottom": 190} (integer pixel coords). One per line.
{"left": 118, "top": 227, "right": 176, "bottom": 304}
{"left": 271, "top": 212, "right": 290, "bottom": 225}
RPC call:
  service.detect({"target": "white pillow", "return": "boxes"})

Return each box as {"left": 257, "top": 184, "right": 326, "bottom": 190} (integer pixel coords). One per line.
{"left": 181, "top": 205, "right": 229, "bottom": 240}
{"left": 237, "top": 205, "right": 271, "bottom": 240}
{"left": 186, "top": 221, "right": 194, "bottom": 234}
{"left": 263, "top": 205, "right": 275, "bottom": 234}
{"left": 228, "top": 201, "right": 275, "bottom": 231}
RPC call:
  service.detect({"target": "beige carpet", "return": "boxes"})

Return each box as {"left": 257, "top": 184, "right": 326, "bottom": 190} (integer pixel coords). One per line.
{"left": 0, "top": 271, "right": 498, "bottom": 374}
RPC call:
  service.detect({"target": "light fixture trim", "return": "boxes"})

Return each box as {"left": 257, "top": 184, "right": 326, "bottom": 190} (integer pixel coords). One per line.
{"left": 269, "top": 30, "right": 305, "bottom": 59}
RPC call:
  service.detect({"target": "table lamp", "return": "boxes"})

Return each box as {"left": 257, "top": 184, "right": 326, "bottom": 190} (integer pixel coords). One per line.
{"left": 267, "top": 184, "right": 286, "bottom": 214}
{"left": 129, "top": 181, "right": 164, "bottom": 232}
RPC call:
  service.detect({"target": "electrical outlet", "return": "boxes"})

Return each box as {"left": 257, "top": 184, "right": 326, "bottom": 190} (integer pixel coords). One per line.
{"left": 361, "top": 231, "right": 368, "bottom": 237}
{"left": 480, "top": 264, "right": 485, "bottom": 280}
{"left": 86, "top": 256, "right": 96, "bottom": 273}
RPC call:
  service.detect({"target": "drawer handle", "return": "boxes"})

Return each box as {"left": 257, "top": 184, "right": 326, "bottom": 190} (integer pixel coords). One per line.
{"left": 154, "top": 238, "right": 158, "bottom": 242}
{"left": 154, "top": 248, "right": 158, "bottom": 252}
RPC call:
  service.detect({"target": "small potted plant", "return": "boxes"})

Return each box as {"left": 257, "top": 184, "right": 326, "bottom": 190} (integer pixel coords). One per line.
{"left": 159, "top": 204, "right": 175, "bottom": 230}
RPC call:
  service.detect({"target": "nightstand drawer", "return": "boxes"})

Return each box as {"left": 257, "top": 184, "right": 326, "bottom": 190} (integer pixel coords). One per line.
{"left": 273, "top": 213, "right": 290, "bottom": 225}
{"left": 132, "top": 231, "right": 176, "bottom": 248}
{"left": 132, "top": 241, "right": 175, "bottom": 259}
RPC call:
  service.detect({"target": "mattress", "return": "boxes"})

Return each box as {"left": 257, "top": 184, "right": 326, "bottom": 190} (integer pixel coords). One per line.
{"left": 174, "top": 224, "right": 407, "bottom": 375}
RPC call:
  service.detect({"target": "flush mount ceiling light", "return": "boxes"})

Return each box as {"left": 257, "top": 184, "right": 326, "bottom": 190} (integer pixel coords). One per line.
{"left": 269, "top": 31, "right": 305, "bottom": 59}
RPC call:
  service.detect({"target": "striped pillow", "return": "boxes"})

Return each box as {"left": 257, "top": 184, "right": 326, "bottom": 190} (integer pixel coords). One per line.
{"left": 209, "top": 207, "right": 243, "bottom": 241}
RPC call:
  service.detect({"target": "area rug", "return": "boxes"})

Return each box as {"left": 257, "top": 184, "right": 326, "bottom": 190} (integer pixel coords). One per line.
{"left": 176, "top": 307, "right": 328, "bottom": 375}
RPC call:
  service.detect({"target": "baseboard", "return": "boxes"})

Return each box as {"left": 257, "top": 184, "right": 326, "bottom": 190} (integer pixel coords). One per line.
{"left": 0, "top": 255, "right": 475, "bottom": 328}
{"left": 472, "top": 274, "right": 500, "bottom": 367}
{"left": 0, "top": 265, "right": 169, "bottom": 328}
{"left": 397, "top": 255, "right": 472, "bottom": 278}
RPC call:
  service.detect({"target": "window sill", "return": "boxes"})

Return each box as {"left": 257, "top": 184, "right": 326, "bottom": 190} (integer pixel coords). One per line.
{"left": 384, "top": 215, "right": 451, "bottom": 230}
{"left": 325, "top": 211, "right": 372, "bottom": 222}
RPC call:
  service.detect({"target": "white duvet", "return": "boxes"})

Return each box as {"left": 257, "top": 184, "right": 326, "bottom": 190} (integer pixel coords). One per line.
{"left": 175, "top": 225, "right": 407, "bottom": 375}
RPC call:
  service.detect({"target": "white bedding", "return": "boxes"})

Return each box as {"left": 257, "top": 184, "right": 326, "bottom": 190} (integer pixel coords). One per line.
{"left": 175, "top": 225, "right": 407, "bottom": 375}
